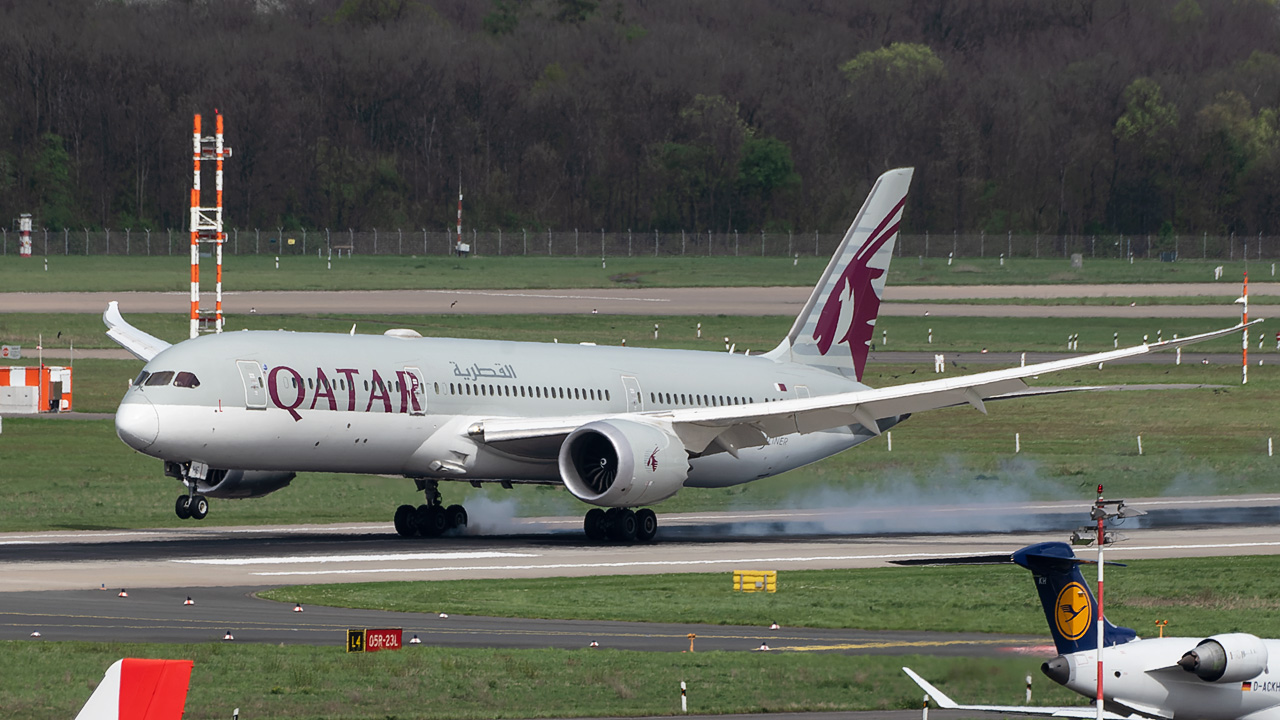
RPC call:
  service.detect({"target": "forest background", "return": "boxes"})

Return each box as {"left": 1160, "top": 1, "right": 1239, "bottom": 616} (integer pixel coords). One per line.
{"left": 4, "top": 0, "right": 1280, "bottom": 244}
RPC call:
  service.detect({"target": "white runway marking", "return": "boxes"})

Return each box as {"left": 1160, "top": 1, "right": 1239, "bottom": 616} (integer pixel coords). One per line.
{"left": 250, "top": 550, "right": 997, "bottom": 576}
{"left": 181, "top": 551, "right": 536, "bottom": 566}
{"left": 249, "top": 539, "right": 1280, "bottom": 577}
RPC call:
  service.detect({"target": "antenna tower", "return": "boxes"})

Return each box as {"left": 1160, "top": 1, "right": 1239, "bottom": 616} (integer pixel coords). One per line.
{"left": 189, "top": 113, "right": 231, "bottom": 339}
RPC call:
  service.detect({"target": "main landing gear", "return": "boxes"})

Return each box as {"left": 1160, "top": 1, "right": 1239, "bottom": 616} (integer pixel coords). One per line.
{"left": 583, "top": 507, "right": 657, "bottom": 542}
{"left": 174, "top": 491, "right": 208, "bottom": 520}
{"left": 394, "top": 479, "right": 468, "bottom": 538}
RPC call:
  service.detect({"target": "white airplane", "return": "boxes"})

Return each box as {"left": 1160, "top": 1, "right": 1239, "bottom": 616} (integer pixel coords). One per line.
{"left": 105, "top": 168, "right": 1252, "bottom": 541}
{"left": 75, "top": 657, "right": 192, "bottom": 720}
{"left": 906, "top": 541, "right": 1280, "bottom": 720}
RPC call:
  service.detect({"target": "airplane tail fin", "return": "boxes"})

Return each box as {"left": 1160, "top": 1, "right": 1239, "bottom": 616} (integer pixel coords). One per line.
{"left": 764, "top": 168, "right": 913, "bottom": 381}
{"left": 1012, "top": 542, "right": 1138, "bottom": 656}
{"left": 75, "top": 658, "right": 192, "bottom": 720}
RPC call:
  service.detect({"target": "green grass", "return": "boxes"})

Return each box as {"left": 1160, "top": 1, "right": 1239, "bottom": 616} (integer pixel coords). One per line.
{"left": 0, "top": 254, "right": 1275, "bottom": 292}
{"left": 262, "top": 555, "right": 1280, "bottom": 638}
{"left": 0, "top": 311, "right": 1257, "bottom": 354}
{"left": 0, "top": 642, "right": 1079, "bottom": 720}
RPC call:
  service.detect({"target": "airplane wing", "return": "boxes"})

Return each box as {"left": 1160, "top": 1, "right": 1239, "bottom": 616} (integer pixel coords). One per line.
{"left": 903, "top": 667, "right": 1136, "bottom": 719}
{"left": 473, "top": 321, "right": 1259, "bottom": 456}
{"left": 104, "top": 301, "right": 173, "bottom": 362}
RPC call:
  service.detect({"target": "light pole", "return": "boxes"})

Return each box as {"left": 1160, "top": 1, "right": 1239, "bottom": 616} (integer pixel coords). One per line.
{"left": 1069, "top": 485, "right": 1146, "bottom": 720}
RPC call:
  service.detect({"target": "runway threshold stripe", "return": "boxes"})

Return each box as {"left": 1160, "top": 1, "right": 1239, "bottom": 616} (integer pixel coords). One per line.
{"left": 178, "top": 551, "right": 536, "bottom": 565}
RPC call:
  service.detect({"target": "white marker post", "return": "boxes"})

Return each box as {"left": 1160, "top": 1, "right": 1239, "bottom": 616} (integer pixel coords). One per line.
{"left": 681, "top": 681, "right": 687, "bottom": 713}
{"left": 1015, "top": 433, "right": 1021, "bottom": 453}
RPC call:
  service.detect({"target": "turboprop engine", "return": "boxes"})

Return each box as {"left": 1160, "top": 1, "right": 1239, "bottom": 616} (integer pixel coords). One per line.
{"left": 193, "top": 469, "right": 296, "bottom": 499}
{"left": 558, "top": 419, "right": 688, "bottom": 507}
{"left": 1178, "top": 633, "right": 1269, "bottom": 682}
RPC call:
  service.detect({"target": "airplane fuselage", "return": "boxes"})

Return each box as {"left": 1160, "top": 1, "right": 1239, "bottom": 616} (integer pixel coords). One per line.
{"left": 116, "top": 329, "right": 891, "bottom": 490}
{"left": 1053, "top": 637, "right": 1280, "bottom": 720}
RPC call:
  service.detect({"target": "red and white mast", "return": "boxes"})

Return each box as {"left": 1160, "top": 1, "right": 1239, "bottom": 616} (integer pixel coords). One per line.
{"left": 189, "top": 112, "right": 230, "bottom": 339}
{"left": 456, "top": 188, "right": 463, "bottom": 256}
{"left": 1242, "top": 273, "right": 1249, "bottom": 385}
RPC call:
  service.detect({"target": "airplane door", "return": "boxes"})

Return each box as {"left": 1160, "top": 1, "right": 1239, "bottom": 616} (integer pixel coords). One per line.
{"left": 403, "top": 366, "right": 427, "bottom": 416}
{"left": 794, "top": 385, "right": 811, "bottom": 398}
{"left": 236, "top": 360, "right": 267, "bottom": 410}
{"left": 621, "top": 375, "right": 643, "bottom": 412}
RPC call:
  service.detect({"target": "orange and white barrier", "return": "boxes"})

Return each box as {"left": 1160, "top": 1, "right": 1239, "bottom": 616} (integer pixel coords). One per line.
{"left": 74, "top": 658, "right": 192, "bottom": 720}
{"left": 0, "top": 365, "right": 72, "bottom": 413}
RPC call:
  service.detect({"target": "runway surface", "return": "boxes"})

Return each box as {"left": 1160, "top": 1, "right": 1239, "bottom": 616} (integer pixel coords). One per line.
{"left": 5, "top": 496, "right": 1280, "bottom": 652}
{"left": 1, "top": 284, "right": 1273, "bottom": 318}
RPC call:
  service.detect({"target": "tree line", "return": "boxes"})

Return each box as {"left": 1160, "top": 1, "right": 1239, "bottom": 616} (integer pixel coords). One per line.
{"left": 3, "top": 0, "right": 1280, "bottom": 245}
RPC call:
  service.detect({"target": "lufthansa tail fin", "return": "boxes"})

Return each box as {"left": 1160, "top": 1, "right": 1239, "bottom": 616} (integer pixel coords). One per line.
{"left": 1012, "top": 542, "right": 1138, "bottom": 656}
{"left": 765, "top": 168, "right": 912, "bottom": 381}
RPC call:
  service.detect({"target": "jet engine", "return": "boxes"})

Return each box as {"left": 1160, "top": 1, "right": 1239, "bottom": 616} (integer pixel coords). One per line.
{"left": 558, "top": 419, "right": 688, "bottom": 507}
{"left": 194, "top": 469, "right": 297, "bottom": 499}
{"left": 1178, "top": 633, "right": 1269, "bottom": 682}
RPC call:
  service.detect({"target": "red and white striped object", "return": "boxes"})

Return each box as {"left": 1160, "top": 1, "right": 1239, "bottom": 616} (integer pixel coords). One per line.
{"left": 75, "top": 658, "right": 192, "bottom": 720}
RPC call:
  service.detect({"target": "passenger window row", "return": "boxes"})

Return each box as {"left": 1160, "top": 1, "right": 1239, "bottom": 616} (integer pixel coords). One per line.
{"left": 447, "top": 383, "right": 611, "bottom": 402}
{"left": 648, "top": 392, "right": 754, "bottom": 408}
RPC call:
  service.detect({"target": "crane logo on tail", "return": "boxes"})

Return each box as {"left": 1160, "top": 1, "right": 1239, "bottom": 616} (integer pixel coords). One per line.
{"left": 1054, "top": 582, "right": 1092, "bottom": 640}
{"left": 811, "top": 196, "right": 905, "bottom": 379}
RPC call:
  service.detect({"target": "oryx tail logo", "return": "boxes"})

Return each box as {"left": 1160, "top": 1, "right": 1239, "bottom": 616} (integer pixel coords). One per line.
{"left": 646, "top": 448, "right": 659, "bottom": 472}
{"left": 1054, "top": 582, "right": 1092, "bottom": 641}
{"left": 811, "top": 195, "right": 906, "bottom": 380}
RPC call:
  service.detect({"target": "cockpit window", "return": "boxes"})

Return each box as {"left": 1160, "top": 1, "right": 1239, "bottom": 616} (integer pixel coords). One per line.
{"left": 133, "top": 371, "right": 150, "bottom": 387}
{"left": 173, "top": 371, "right": 201, "bottom": 388}
{"left": 144, "top": 371, "right": 175, "bottom": 386}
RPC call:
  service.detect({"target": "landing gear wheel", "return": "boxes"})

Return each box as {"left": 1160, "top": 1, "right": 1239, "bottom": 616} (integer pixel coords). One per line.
{"left": 445, "top": 504, "right": 468, "bottom": 530}
{"left": 394, "top": 504, "right": 417, "bottom": 537}
{"left": 189, "top": 495, "right": 209, "bottom": 520}
{"left": 610, "top": 509, "right": 638, "bottom": 542}
{"left": 417, "top": 505, "right": 448, "bottom": 537}
{"left": 175, "top": 495, "right": 191, "bottom": 520}
{"left": 635, "top": 508, "right": 657, "bottom": 542}
{"left": 584, "top": 508, "right": 607, "bottom": 540}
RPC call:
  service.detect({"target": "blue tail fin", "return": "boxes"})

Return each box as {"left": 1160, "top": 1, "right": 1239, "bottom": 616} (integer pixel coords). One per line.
{"left": 1012, "top": 542, "right": 1138, "bottom": 655}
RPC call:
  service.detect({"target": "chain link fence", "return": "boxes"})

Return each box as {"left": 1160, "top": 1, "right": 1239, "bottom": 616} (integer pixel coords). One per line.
{"left": 0, "top": 227, "right": 1273, "bottom": 261}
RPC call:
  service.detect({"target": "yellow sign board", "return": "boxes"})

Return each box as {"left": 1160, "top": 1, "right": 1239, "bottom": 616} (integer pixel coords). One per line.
{"left": 732, "top": 569, "right": 776, "bottom": 593}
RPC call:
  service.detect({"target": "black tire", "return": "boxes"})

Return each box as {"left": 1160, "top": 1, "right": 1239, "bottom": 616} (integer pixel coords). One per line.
{"left": 584, "top": 508, "right": 607, "bottom": 540}
{"left": 445, "top": 504, "right": 468, "bottom": 529}
{"left": 611, "top": 509, "right": 638, "bottom": 542}
{"left": 635, "top": 508, "right": 657, "bottom": 542}
{"left": 393, "top": 504, "right": 416, "bottom": 537}
{"left": 419, "top": 505, "right": 448, "bottom": 537}
{"left": 190, "top": 495, "right": 209, "bottom": 520}
{"left": 174, "top": 495, "right": 191, "bottom": 520}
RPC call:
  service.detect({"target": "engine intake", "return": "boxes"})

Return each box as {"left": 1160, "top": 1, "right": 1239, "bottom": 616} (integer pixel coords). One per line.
{"left": 558, "top": 419, "right": 688, "bottom": 507}
{"left": 1178, "top": 633, "right": 1268, "bottom": 683}
{"left": 196, "top": 469, "right": 296, "bottom": 499}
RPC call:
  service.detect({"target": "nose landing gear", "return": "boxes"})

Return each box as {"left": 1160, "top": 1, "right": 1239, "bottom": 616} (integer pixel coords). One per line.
{"left": 394, "top": 479, "right": 469, "bottom": 538}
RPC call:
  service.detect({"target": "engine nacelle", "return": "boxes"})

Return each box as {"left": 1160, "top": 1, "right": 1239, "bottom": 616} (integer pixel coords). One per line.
{"left": 558, "top": 419, "right": 688, "bottom": 507}
{"left": 1178, "top": 633, "right": 1269, "bottom": 683}
{"left": 196, "top": 469, "right": 296, "bottom": 499}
